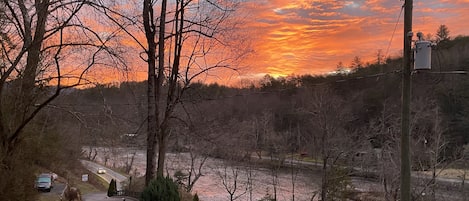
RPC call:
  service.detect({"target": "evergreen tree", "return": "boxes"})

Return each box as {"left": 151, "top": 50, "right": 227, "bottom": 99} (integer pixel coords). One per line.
{"left": 436, "top": 24, "right": 450, "bottom": 42}
{"left": 107, "top": 179, "right": 117, "bottom": 197}
{"left": 140, "top": 176, "right": 180, "bottom": 201}
{"left": 350, "top": 56, "right": 363, "bottom": 69}
{"left": 193, "top": 193, "right": 200, "bottom": 201}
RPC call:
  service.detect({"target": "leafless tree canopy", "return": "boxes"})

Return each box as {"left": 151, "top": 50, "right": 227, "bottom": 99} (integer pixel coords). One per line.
{"left": 0, "top": 1, "right": 123, "bottom": 199}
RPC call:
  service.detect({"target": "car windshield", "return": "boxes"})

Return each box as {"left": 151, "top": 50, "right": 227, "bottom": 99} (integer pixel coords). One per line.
{"left": 37, "top": 177, "right": 51, "bottom": 183}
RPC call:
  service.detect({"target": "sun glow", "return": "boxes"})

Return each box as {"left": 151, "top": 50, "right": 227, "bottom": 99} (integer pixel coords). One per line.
{"left": 37, "top": 0, "right": 469, "bottom": 86}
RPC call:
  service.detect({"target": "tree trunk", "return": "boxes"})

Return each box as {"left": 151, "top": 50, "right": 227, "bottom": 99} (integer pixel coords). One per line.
{"left": 143, "top": 0, "right": 157, "bottom": 186}
{"left": 321, "top": 156, "right": 328, "bottom": 201}
{"left": 1, "top": 0, "right": 50, "bottom": 164}
{"left": 156, "top": 125, "right": 167, "bottom": 177}
{"left": 321, "top": 130, "right": 328, "bottom": 201}
{"left": 155, "top": 0, "right": 168, "bottom": 179}
{"left": 462, "top": 170, "right": 467, "bottom": 201}
{"left": 432, "top": 164, "right": 436, "bottom": 201}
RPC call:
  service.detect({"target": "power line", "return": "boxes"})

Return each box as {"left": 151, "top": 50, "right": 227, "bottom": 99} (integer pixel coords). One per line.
{"left": 195, "top": 69, "right": 403, "bottom": 101}
{"left": 50, "top": 70, "right": 404, "bottom": 106}
{"left": 313, "top": 70, "right": 401, "bottom": 85}
{"left": 385, "top": 3, "right": 405, "bottom": 58}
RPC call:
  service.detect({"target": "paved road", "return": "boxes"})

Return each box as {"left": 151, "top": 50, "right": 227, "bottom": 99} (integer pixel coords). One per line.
{"left": 37, "top": 180, "right": 66, "bottom": 200}
{"left": 82, "top": 192, "right": 137, "bottom": 201}
{"left": 80, "top": 160, "right": 137, "bottom": 201}
{"left": 273, "top": 156, "right": 467, "bottom": 186}
{"left": 80, "top": 160, "right": 127, "bottom": 190}
{"left": 51, "top": 182, "right": 66, "bottom": 194}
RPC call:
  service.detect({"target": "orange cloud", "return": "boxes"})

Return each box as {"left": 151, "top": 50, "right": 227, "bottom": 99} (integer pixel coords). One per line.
{"left": 234, "top": 0, "right": 469, "bottom": 81}
{"left": 60, "top": 0, "right": 469, "bottom": 86}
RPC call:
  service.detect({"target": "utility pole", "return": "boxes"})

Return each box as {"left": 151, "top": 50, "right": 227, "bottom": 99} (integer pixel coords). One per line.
{"left": 401, "top": 0, "right": 413, "bottom": 201}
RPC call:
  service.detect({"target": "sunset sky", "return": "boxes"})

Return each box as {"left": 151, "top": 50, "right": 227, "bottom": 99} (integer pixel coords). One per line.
{"left": 77, "top": 0, "right": 469, "bottom": 86}
{"left": 234, "top": 0, "right": 469, "bottom": 81}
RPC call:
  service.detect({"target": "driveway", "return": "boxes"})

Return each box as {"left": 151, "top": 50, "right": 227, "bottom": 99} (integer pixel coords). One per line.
{"left": 37, "top": 181, "right": 66, "bottom": 201}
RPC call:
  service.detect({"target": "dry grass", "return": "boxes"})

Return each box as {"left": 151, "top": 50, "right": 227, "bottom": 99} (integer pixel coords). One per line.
{"left": 68, "top": 168, "right": 106, "bottom": 195}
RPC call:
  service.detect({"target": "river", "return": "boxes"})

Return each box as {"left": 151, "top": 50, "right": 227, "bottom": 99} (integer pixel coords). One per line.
{"left": 84, "top": 147, "right": 380, "bottom": 201}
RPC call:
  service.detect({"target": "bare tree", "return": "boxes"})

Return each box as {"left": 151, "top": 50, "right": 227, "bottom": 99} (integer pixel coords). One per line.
{"left": 459, "top": 144, "right": 469, "bottom": 201}
{"left": 299, "top": 86, "right": 353, "bottom": 201}
{"left": 124, "top": 151, "right": 137, "bottom": 174}
{"left": 254, "top": 111, "right": 272, "bottom": 159}
{"left": 365, "top": 96, "right": 456, "bottom": 201}
{"left": 218, "top": 165, "right": 247, "bottom": 201}
{"left": 376, "top": 49, "right": 385, "bottom": 65}
{"left": 176, "top": 144, "right": 209, "bottom": 192}
{"left": 245, "top": 161, "right": 255, "bottom": 201}
{"left": 152, "top": 0, "right": 248, "bottom": 180}
{"left": 289, "top": 126, "right": 303, "bottom": 201}
{"left": 411, "top": 102, "right": 448, "bottom": 201}
{"left": 0, "top": 0, "right": 120, "bottom": 199}
{"left": 141, "top": 0, "right": 160, "bottom": 185}
{"left": 90, "top": 0, "right": 249, "bottom": 185}
{"left": 365, "top": 103, "right": 401, "bottom": 201}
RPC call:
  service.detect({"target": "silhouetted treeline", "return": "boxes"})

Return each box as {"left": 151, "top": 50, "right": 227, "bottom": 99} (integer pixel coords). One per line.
{"left": 51, "top": 36, "right": 469, "bottom": 162}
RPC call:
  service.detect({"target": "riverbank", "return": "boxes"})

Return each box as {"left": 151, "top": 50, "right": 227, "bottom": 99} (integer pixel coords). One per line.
{"left": 81, "top": 147, "right": 469, "bottom": 201}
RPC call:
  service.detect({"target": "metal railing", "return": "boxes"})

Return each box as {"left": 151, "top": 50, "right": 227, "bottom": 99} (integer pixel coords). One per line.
{"left": 115, "top": 190, "right": 141, "bottom": 199}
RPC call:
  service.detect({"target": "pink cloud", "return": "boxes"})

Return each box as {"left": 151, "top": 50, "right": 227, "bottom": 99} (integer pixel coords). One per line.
{"left": 235, "top": 0, "right": 469, "bottom": 79}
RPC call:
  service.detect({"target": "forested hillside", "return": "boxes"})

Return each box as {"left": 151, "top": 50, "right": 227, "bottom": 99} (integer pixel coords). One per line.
{"left": 51, "top": 36, "right": 469, "bottom": 161}
{"left": 2, "top": 0, "right": 468, "bottom": 200}
{"left": 15, "top": 34, "right": 468, "bottom": 201}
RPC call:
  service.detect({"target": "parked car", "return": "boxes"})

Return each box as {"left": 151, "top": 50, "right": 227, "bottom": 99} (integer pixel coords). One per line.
{"left": 97, "top": 167, "right": 106, "bottom": 174}
{"left": 36, "top": 173, "right": 53, "bottom": 192}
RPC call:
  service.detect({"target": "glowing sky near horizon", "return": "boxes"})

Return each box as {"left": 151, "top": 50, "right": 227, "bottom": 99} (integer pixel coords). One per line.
{"left": 80, "top": 0, "right": 469, "bottom": 86}
{"left": 234, "top": 0, "right": 469, "bottom": 81}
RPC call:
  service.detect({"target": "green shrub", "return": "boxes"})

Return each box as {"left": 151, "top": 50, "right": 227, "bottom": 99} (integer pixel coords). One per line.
{"left": 174, "top": 170, "right": 187, "bottom": 187}
{"left": 140, "top": 176, "right": 180, "bottom": 201}
{"left": 107, "top": 179, "right": 117, "bottom": 197}
{"left": 193, "top": 193, "right": 199, "bottom": 201}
